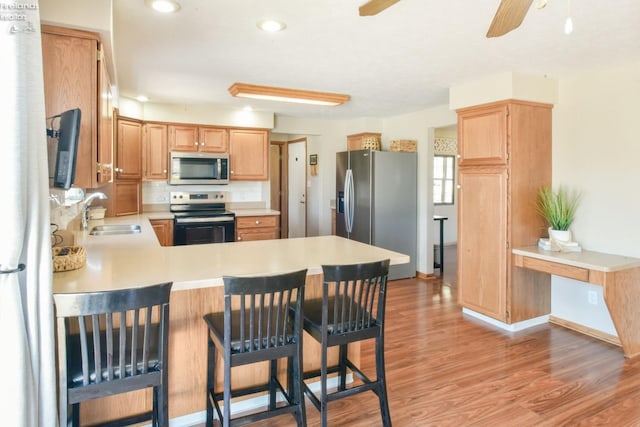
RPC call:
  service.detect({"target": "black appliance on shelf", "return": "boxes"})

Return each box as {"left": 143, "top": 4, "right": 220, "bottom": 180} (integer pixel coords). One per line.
{"left": 170, "top": 191, "right": 235, "bottom": 245}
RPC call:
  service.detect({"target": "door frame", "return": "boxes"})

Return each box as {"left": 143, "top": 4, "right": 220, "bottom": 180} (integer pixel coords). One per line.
{"left": 270, "top": 140, "right": 288, "bottom": 238}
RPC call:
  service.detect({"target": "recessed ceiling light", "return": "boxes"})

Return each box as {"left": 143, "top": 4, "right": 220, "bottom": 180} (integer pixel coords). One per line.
{"left": 257, "top": 19, "right": 286, "bottom": 33}
{"left": 136, "top": 95, "right": 149, "bottom": 102}
{"left": 145, "top": 0, "right": 180, "bottom": 13}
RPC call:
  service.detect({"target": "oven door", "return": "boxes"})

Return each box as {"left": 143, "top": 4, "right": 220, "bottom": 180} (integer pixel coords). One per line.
{"left": 173, "top": 216, "right": 235, "bottom": 245}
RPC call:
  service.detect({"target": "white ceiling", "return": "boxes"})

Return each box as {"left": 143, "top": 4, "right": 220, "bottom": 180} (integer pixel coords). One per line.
{"left": 113, "top": 0, "right": 640, "bottom": 119}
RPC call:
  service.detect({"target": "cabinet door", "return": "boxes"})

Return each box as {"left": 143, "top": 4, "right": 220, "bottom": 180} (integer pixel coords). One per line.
{"left": 114, "top": 180, "right": 141, "bottom": 216}
{"left": 229, "top": 129, "right": 269, "bottom": 180}
{"left": 169, "top": 125, "right": 198, "bottom": 152}
{"left": 143, "top": 123, "right": 168, "bottom": 180}
{"left": 97, "top": 49, "right": 113, "bottom": 184}
{"left": 42, "top": 27, "right": 98, "bottom": 189}
{"left": 458, "top": 103, "right": 508, "bottom": 166}
{"left": 458, "top": 167, "right": 508, "bottom": 321}
{"left": 151, "top": 219, "right": 174, "bottom": 246}
{"left": 199, "top": 127, "right": 228, "bottom": 153}
{"left": 116, "top": 119, "right": 142, "bottom": 180}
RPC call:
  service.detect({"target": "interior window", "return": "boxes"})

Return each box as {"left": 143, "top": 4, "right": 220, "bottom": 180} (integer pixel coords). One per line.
{"left": 433, "top": 155, "right": 454, "bottom": 205}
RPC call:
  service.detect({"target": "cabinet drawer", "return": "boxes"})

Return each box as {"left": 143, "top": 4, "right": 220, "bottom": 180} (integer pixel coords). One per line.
{"left": 236, "top": 215, "right": 278, "bottom": 229}
{"left": 236, "top": 230, "right": 279, "bottom": 242}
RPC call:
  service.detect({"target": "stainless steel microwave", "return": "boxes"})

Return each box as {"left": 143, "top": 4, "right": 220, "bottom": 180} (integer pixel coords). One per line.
{"left": 169, "top": 151, "right": 229, "bottom": 185}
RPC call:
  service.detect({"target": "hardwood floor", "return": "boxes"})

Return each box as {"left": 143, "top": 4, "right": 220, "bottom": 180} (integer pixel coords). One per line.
{"left": 235, "top": 246, "right": 640, "bottom": 426}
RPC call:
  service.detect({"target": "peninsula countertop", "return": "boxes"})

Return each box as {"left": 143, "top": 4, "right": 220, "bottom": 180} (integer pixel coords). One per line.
{"left": 53, "top": 215, "right": 410, "bottom": 294}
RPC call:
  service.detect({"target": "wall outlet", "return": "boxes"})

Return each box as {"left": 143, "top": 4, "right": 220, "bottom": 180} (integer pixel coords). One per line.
{"left": 588, "top": 290, "right": 598, "bottom": 305}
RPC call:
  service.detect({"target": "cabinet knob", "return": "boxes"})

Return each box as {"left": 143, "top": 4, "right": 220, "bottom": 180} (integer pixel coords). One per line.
{"left": 237, "top": 236, "right": 242, "bottom": 241}
{"left": 255, "top": 220, "right": 260, "bottom": 225}
{"left": 163, "top": 169, "right": 167, "bottom": 173}
{"left": 194, "top": 142, "right": 199, "bottom": 146}
{"left": 230, "top": 170, "right": 235, "bottom": 174}
{"left": 457, "top": 154, "right": 461, "bottom": 159}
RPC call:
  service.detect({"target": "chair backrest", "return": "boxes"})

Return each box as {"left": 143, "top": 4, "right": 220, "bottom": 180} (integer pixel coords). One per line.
{"left": 222, "top": 269, "right": 307, "bottom": 353}
{"left": 53, "top": 282, "right": 172, "bottom": 389}
{"left": 321, "top": 259, "right": 390, "bottom": 333}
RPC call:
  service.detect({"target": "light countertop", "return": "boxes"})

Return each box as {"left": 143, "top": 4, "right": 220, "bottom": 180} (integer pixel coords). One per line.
{"left": 513, "top": 246, "right": 640, "bottom": 272}
{"left": 53, "top": 215, "right": 409, "bottom": 294}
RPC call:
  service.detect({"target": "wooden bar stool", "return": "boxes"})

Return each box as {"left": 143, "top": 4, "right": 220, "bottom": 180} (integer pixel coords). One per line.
{"left": 203, "top": 269, "right": 307, "bottom": 427}
{"left": 302, "top": 259, "right": 391, "bottom": 427}
{"left": 53, "top": 282, "right": 173, "bottom": 427}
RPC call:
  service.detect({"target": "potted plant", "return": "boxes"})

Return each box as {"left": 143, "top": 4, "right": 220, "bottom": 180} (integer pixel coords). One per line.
{"left": 536, "top": 185, "right": 581, "bottom": 242}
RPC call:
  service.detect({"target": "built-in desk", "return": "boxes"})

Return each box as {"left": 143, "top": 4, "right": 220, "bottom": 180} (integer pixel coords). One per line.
{"left": 513, "top": 246, "right": 640, "bottom": 358}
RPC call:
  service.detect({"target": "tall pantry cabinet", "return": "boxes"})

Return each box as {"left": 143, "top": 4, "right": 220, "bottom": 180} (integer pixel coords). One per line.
{"left": 457, "top": 100, "right": 552, "bottom": 325}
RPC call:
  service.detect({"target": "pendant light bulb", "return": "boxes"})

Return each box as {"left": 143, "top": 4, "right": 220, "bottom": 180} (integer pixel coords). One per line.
{"left": 564, "top": 17, "right": 573, "bottom": 34}
{"left": 564, "top": 0, "right": 573, "bottom": 34}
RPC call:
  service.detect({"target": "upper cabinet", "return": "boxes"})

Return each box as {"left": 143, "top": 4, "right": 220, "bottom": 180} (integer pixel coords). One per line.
{"left": 115, "top": 118, "right": 142, "bottom": 180}
{"left": 229, "top": 129, "right": 269, "bottom": 181}
{"left": 457, "top": 103, "right": 509, "bottom": 167}
{"left": 143, "top": 123, "right": 168, "bottom": 180}
{"left": 169, "top": 124, "right": 228, "bottom": 153}
{"left": 42, "top": 25, "right": 113, "bottom": 189}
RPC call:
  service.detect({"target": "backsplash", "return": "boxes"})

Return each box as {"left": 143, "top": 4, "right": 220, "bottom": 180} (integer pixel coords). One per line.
{"left": 142, "top": 181, "right": 269, "bottom": 205}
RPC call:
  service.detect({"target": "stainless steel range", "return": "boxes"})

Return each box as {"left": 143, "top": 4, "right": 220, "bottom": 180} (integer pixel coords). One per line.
{"left": 170, "top": 191, "right": 235, "bottom": 245}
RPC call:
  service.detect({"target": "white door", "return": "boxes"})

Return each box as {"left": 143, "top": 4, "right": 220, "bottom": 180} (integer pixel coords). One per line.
{"left": 288, "top": 140, "right": 306, "bottom": 237}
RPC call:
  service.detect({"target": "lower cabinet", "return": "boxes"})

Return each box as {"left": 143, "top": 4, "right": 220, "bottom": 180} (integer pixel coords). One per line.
{"left": 150, "top": 219, "right": 174, "bottom": 246}
{"left": 113, "top": 181, "right": 141, "bottom": 216}
{"left": 236, "top": 215, "right": 279, "bottom": 241}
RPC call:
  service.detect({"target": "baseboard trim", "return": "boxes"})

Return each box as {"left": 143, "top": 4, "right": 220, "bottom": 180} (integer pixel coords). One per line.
{"left": 416, "top": 271, "right": 436, "bottom": 280}
{"left": 155, "top": 375, "right": 353, "bottom": 427}
{"left": 462, "top": 308, "right": 549, "bottom": 332}
{"left": 549, "top": 315, "right": 621, "bottom": 347}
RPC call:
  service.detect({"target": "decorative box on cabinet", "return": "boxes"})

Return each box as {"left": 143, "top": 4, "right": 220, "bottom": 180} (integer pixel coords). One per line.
{"left": 150, "top": 219, "right": 174, "bottom": 246}
{"left": 229, "top": 129, "right": 269, "bottom": 180}
{"left": 42, "top": 25, "right": 113, "bottom": 189}
{"left": 168, "top": 125, "right": 228, "bottom": 153}
{"left": 347, "top": 132, "right": 381, "bottom": 151}
{"left": 236, "top": 215, "right": 279, "bottom": 241}
{"left": 143, "top": 123, "right": 168, "bottom": 180}
{"left": 457, "top": 100, "right": 552, "bottom": 325}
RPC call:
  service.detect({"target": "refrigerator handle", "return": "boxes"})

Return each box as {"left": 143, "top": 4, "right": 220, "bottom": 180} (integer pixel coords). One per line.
{"left": 346, "top": 168, "right": 355, "bottom": 233}
{"left": 344, "top": 169, "right": 351, "bottom": 232}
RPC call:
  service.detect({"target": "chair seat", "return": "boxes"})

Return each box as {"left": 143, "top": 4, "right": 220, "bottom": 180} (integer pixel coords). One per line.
{"left": 302, "top": 298, "right": 380, "bottom": 335}
{"left": 204, "top": 311, "right": 298, "bottom": 353}
{"left": 67, "top": 324, "right": 161, "bottom": 387}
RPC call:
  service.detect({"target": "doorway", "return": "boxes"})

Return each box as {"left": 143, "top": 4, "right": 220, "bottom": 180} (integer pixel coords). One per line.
{"left": 287, "top": 138, "right": 307, "bottom": 238}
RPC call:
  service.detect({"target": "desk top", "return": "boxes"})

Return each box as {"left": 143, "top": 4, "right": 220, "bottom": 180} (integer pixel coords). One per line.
{"left": 513, "top": 246, "right": 640, "bottom": 273}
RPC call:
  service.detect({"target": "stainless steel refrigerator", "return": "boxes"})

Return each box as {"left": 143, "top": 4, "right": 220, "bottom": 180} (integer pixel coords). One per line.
{"left": 336, "top": 149, "right": 417, "bottom": 280}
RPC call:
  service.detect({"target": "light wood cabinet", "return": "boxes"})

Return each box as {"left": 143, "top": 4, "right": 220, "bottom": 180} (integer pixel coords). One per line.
{"left": 236, "top": 215, "right": 279, "bottom": 241}
{"left": 457, "top": 100, "right": 552, "bottom": 324}
{"left": 42, "top": 25, "right": 112, "bottom": 189}
{"left": 150, "top": 219, "right": 174, "bottom": 246}
{"left": 169, "top": 125, "right": 228, "bottom": 153}
{"left": 113, "top": 180, "right": 141, "bottom": 216}
{"left": 116, "top": 119, "right": 142, "bottom": 180}
{"left": 229, "top": 129, "right": 269, "bottom": 180}
{"left": 97, "top": 48, "right": 114, "bottom": 184}
{"left": 143, "top": 123, "right": 168, "bottom": 180}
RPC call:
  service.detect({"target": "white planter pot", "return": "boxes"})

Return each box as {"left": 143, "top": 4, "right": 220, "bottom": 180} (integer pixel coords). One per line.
{"left": 548, "top": 227, "right": 572, "bottom": 243}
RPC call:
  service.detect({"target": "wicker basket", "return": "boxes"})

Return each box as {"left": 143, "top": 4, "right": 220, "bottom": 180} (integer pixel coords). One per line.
{"left": 390, "top": 139, "right": 417, "bottom": 152}
{"left": 361, "top": 136, "right": 381, "bottom": 151}
{"left": 53, "top": 246, "right": 86, "bottom": 272}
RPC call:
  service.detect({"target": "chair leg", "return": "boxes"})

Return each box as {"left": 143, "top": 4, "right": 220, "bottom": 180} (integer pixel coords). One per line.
{"left": 375, "top": 335, "right": 392, "bottom": 427}
{"left": 158, "top": 370, "right": 169, "bottom": 427}
{"left": 320, "top": 340, "right": 329, "bottom": 427}
{"left": 269, "top": 359, "right": 278, "bottom": 411}
{"left": 223, "top": 350, "right": 232, "bottom": 427}
{"left": 295, "top": 344, "right": 307, "bottom": 427}
{"left": 206, "top": 337, "right": 215, "bottom": 427}
{"left": 338, "top": 344, "right": 348, "bottom": 391}
{"left": 71, "top": 403, "right": 80, "bottom": 427}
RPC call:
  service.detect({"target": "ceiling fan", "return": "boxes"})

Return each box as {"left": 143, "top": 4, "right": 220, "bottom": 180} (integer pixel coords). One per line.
{"left": 358, "top": 0, "right": 539, "bottom": 38}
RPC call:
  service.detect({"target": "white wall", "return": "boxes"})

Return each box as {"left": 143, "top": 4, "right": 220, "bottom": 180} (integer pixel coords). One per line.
{"left": 551, "top": 60, "right": 640, "bottom": 336}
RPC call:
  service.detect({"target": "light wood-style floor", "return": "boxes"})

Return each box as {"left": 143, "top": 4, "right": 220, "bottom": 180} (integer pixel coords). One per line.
{"left": 230, "top": 246, "right": 640, "bottom": 426}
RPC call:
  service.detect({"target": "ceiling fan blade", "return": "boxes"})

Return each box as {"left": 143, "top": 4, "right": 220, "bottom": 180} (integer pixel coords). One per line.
{"left": 486, "top": 0, "right": 534, "bottom": 37}
{"left": 359, "top": 0, "right": 401, "bottom": 16}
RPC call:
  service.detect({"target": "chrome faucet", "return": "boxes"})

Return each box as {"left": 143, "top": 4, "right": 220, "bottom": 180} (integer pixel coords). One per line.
{"left": 81, "top": 192, "right": 107, "bottom": 230}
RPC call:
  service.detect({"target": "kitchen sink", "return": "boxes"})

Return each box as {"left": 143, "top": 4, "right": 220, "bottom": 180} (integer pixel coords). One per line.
{"left": 89, "top": 224, "right": 142, "bottom": 236}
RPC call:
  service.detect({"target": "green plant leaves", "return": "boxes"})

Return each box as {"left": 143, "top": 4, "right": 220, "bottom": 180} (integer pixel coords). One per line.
{"left": 536, "top": 186, "right": 581, "bottom": 231}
